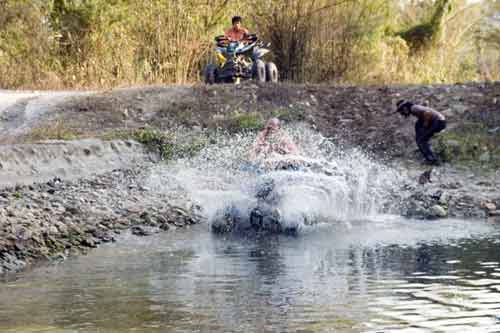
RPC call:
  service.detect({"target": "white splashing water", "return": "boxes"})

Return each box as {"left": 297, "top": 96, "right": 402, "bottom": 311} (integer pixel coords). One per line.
{"left": 146, "top": 124, "right": 400, "bottom": 228}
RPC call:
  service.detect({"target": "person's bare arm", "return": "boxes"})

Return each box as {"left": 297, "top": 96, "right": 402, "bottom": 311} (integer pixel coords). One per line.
{"left": 280, "top": 134, "right": 300, "bottom": 155}
{"left": 285, "top": 140, "right": 299, "bottom": 155}
{"left": 250, "top": 131, "right": 268, "bottom": 159}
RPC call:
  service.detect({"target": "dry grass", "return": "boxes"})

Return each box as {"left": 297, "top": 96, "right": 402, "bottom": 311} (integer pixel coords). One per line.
{"left": 25, "top": 122, "right": 80, "bottom": 142}
{"left": 0, "top": 0, "right": 498, "bottom": 89}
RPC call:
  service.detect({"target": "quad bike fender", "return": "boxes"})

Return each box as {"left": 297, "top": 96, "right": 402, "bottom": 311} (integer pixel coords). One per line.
{"left": 253, "top": 47, "right": 270, "bottom": 60}
{"left": 216, "top": 52, "right": 226, "bottom": 66}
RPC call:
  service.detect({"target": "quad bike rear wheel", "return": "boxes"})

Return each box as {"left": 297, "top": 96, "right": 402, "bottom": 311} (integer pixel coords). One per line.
{"left": 204, "top": 64, "right": 217, "bottom": 84}
{"left": 266, "top": 62, "right": 278, "bottom": 83}
{"left": 253, "top": 59, "right": 266, "bottom": 83}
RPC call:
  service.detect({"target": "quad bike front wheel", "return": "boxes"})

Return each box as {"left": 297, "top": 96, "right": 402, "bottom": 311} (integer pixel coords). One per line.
{"left": 204, "top": 64, "right": 217, "bottom": 84}
{"left": 266, "top": 62, "right": 278, "bottom": 83}
{"left": 252, "top": 59, "right": 266, "bottom": 83}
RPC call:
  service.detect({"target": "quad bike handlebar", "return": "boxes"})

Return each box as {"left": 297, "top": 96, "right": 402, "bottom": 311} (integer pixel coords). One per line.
{"left": 215, "top": 34, "right": 258, "bottom": 47}
{"left": 258, "top": 155, "right": 339, "bottom": 176}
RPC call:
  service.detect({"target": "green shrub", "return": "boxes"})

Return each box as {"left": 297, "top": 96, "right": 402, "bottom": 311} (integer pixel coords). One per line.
{"left": 132, "top": 129, "right": 175, "bottom": 160}
{"left": 219, "top": 112, "right": 263, "bottom": 133}
{"left": 435, "top": 125, "right": 499, "bottom": 168}
{"left": 26, "top": 122, "right": 80, "bottom": 141}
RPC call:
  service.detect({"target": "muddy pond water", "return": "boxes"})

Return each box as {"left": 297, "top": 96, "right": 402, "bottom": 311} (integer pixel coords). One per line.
{"left": 1, "top": 216, "right": 500, "bottom": 333}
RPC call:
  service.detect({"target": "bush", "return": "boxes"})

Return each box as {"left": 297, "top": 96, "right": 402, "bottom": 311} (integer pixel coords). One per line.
{"left": 0, "top": 0, "right": 497, "bottom": 88}
{"left": 26, "top": 122, "right": 80, "bottom": 141}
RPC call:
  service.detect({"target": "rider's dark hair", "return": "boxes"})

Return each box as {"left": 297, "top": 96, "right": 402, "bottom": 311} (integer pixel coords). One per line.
{"left": 232, "top": 16, "right": 242, "bottom": 25}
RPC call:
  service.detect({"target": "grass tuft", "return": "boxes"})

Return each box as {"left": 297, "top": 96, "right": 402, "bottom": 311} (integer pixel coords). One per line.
{"left": 26, "top": 122, "right": 80, "bottom": 142}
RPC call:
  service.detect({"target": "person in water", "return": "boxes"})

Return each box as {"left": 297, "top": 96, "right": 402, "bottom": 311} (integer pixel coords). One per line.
{"left": 250, "top": 118, "right": 300, "bottom": 199}
{"left": 251, "top": 118, "right": 299, "bottom": 160}
{"left": 224, "top": 16, "right": 249, "bottom": 42}
{"left": 396, "top": 100, "right": 447, "bottom": 164}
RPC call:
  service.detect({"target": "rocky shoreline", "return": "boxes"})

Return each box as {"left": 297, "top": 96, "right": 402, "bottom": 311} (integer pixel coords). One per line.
{"left": 0, "top": 163, "right": 202, "bottom": 276}
{"left": 394, "top": 164, "right": 500, "bottom": 220}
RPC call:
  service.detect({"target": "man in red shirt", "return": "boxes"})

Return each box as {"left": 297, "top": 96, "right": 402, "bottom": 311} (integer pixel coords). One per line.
{"left": 225, "top": 16, "right": 249, "bottom": 42}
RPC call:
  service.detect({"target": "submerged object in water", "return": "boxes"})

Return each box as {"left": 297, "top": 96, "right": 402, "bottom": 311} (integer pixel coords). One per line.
{"left": 211, "top": 201, "right": 299, "bottom": 234}
{"left": 210, "top": 155, "right": 335, "bottom": 234}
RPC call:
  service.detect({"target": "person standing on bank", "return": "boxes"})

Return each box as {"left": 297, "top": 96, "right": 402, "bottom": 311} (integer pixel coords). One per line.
{"left": 396, "top": 100, "right": 447, "bottom": 165}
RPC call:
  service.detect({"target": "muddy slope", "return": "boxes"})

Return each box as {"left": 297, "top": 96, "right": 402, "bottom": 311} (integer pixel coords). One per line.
{"left": 0, "top": 139, "right": 148, "bottom": 186}
{"left": 3, "top": 82, "right": 497, "bottom": 163}
{"left": 1, "top": 83, "right": 498, "bottom": 165}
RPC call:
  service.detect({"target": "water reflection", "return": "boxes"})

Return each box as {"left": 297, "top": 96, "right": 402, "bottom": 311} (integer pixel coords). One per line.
{"left": 0, "top": 218, "right": 499, "bottom": 332}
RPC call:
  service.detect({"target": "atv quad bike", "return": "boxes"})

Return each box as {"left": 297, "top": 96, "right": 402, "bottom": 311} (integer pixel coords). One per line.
{"left": 204, "top": 34, "right": 278, "bottom": 84}
{"left": 210, "top": 156, "right": 337, "bottom": 234}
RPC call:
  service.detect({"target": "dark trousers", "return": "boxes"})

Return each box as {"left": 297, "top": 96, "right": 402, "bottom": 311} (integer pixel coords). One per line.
{"left": 415, "top": 119, "right": 446, "bottom": 162}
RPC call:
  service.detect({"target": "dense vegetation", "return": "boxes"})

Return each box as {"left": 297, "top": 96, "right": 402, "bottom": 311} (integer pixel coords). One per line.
{"left": 0, "top": 0, "right": 498, "bottom": 89}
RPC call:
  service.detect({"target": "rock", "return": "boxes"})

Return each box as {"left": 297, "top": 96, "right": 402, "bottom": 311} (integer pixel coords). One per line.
{"left": 402, "top": 199, "right": 427, "bottom": 218}
{"left": 131, "top": 225, "right": 161, "bottom": 236}
{"left": 81, "top": 237, "right": 98, "bottom": 248}
{"left": 438, "top": 194, "right": 448, "bottom": 205}
{"left": 431, "top": 190, "right": 443, "bottom": 200}
{"left": 481, "top": 202, "right": 497, "bottom": 212}
{"left": 441, "top": 108, "right": 454, "bottom": 118}
{"left": 488, "top": 127, "right": 500, "bottom": 134}
{"left": 48, "top": 226, "right": 59, "bottom": 235}
{"left": 443, "top": 140, "right": 461, "bottom": 159}
{"left": 139, "top": 211, "right": 154, "bottom": 225}
{"left": 429, "top": 205, "right": 448, "bottom": 218}
{"left": 445, "top": 140, "right": 461, "bottom": 149}
{"left": 418, "top": 169, "right": 433, "bottom": 185}
{"left": 453, "top": 104, "right": 468, "bottom": 114}
{"left": 99, "top": 232, "right": 115, "bottom": 243}
{"left": 15, "top": 226, "right": 32, "bottom": 241}
{"left": 65, "top": 205, "right": 81, "bottom": 215}
{"left": 442, "top": 182, "right": 462, "bottom": 190}
{"left": 479, "top": 151, "right": 491, "bottom": 162}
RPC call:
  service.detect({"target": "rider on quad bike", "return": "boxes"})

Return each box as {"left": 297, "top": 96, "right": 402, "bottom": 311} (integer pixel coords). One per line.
{"left": 224, "top": 16, "right": 249, "bottom": 42}
{"left": 204, "top": 16, "right": 279, "bottom": 84}
{"left": 250, "top": 118, "right": 300, "bottom": 163}
{"left": 211, "top": 119, "right": 338, "bottom": 234}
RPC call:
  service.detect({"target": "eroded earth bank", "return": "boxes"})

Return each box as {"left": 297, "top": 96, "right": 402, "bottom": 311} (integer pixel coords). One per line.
{"left": 0, "top": 82, "right": 499, "bottom": 275}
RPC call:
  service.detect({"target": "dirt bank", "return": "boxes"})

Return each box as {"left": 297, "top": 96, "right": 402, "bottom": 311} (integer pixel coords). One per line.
{"left": 0, "top": 139, "right": 147, "bottom": 186}
{"left": 3, "top": 82, "right": 497, "bottom": 165}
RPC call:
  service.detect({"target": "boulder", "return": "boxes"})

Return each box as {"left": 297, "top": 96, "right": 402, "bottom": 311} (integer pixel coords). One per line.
{"left": 429, "top": 205, "right": 448, "bottom": 219}
{"left": 479, "top": 151, "right": 491, "bottom": 162}
{"left": 131, "top": 225, "right": 160, "bottom": 236}
{"left": 481, "top": 202, "right": 497, "bottom": 213}
{"left": 453, "top": 104, "right": 468, "bottom": 114}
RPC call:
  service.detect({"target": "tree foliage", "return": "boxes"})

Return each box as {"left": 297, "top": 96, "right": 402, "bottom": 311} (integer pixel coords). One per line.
{"left": 0, "top": 0, "right": 498, "bottom": 88}
{"left": 397, "top": 0, "right": 453, "bottom": 52}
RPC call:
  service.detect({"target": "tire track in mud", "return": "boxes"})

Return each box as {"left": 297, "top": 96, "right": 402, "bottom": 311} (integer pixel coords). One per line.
{"left": 0, "top": 91, "right": 92, "bottom": 143}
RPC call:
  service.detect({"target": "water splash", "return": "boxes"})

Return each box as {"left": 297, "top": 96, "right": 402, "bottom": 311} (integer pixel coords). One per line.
{"left": 147, "top": 124, "right": 400, "bottom": 229}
